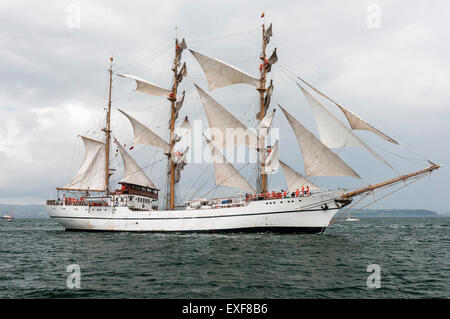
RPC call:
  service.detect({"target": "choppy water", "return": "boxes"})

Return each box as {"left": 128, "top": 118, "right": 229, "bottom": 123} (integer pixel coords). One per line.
{"left": 0, "top": 218, "right": 449, "bottom": 298}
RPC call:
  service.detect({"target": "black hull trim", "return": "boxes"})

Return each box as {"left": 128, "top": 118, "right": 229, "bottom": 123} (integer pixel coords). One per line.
{"left": 65, "top": 226, "right": 326, "bottom": 234}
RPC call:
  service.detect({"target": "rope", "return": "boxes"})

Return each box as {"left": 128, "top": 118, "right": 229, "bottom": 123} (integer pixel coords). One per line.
{"left": 275, "top": 63, "right": 430, "bottom": 165}
{"left": 199, "top": 162, "right": 252, "bottom": 199}
{"left": 330, "top": 172, "right": 430, "bottom": 225}
{"left": 188, "top": 29, "right": 258, "bottom": 44}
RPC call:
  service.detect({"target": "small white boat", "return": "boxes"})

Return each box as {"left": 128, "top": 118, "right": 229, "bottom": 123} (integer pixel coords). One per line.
{"left": 345, "top": 217, "right": 360, "bottom": 222}
{"left": 1, "top": 213, "right": 14, "bottom": 222}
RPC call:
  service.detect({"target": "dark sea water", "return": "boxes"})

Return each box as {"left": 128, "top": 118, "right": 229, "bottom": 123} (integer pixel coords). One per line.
{"left": 0, "top": 218, "right": 449, "bottom": 298}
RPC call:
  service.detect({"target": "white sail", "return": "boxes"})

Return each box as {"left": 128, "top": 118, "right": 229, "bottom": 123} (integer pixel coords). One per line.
{"left": 118, "top": 109, "right": 170, "bottom": 152}
{"left": 195, "top": 85, "right": 260, "bottom": 149}
{"left": 279, "top": 160, "right": 320, "bottom": 192}
{"left": 114, "top": 138, "right": 156, "bottom": 189}
{"left": 298, "top": 84, "right": 392, "bottom": 169}
{"left": 205, "top": 137, "right": 255, "bottom": 193}
{"left": 279, "top": 105, "right": 360, "bottom": 178}
{"left": 62, "top": 136, "right": 106, "bottom": 191}
{"left": 264, "top": 140, "right": 279, "bottom": 174}
{"left": 258, "top": 109, "right": 276, "bottom": 138}
{"left": 190, "top": 50, "right": 259, "bottom": 91}
{"left": 117, "top": 74, "right": 170, "bottom": 97}
{"left": 298, "top": 77, "right": 399, "bottom": 144}
{"left": 173, "top": 116, "right": 191, "bottom": 141}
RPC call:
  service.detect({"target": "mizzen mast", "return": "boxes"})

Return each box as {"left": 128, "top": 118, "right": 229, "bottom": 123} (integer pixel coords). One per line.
{"left": 103, "top": 57, "right": 113, "bottom": 194}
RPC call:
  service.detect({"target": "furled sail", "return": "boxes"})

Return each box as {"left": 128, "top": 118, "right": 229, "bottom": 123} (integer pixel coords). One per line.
{"left": 279, "top": 160, "right": 320, "bottom": 192}
{"left": 264, "top": 23, "right": 273, "bottom": 44}
{"left": 258, "top": 109, "right": 276, "bottom": 138}
{"left": 177, "top": 62, "right": 187, "bottom": 84}
{"left": 264, "top": 140, "right": 279, "bottom": 174}
{"left": 173, "top": 116, "right": 191, "bottom": 141}
{"left": 279, "top": 105, "right": 360, "bottom": 178}
{"left": 256, "top": 80, "right": 273, "bottom": 119}
{"left": 205, "top": 136, "right": 255, "bottom": 193}
{"left": 114, "top": 137, "right": 156, "bottom": 189}
{"left": 176, "top": 38, "right": 187, "bottom": 65}
{"left": 195, "top": 85, "right": 260, "bottom": 149}
{"left": 62, "top": 136, "right": 106, "bottom": 191}
{"left": 190, "top": 50, "right": 259, "bottom": 91}
{"left": 118, "top": 109, "right": 170, "bottom": 152}
{"left": 297, "top": 77, "right": 399, "bottom": 144}
{"left": 172, "top": 146, "right": 189, "bottom": 183}
{"left": 170, "top": 90, "right": 185, "bottom": 124}
{"left": 265, "top": 48, "right": 278, "bottom": 73}
{"left": 298, "top": 84, "right": 392, "bottom": 169}
{"left": 117, "top": 74, "right": 170, "bottom": 97}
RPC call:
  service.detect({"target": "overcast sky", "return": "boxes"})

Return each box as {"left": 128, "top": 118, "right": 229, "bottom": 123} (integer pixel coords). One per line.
{"left": 1, "top": 0, "right": 449, "bottom": 213}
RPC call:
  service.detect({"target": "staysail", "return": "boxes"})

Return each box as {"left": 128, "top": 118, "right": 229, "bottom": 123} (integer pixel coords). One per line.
{"left": 117, "top": 74, "right": 170, "bottom": 97}
{"left": 297, "top": 77, "right": 399, "bottom": 144}
{"left": 190, "top": 50, "right": 259, "bottom": 91}
{"left": 61, "top": 136, "right": 106, "bottom": 191}
{"left": 204, "top": 136, "right": 255, "bottom": 193}
{"left": 279, "top": 105, "right": 360, "bottom": 178}
{"left": 297, "top": 84, "right": 393, "bottom": 169}
{"left": 195, "top": 85, "right": 260, "bottom": 149}
{"left": 114, "top": 138, "right": 156, "bottom": 189}
{"left": 118, "top": 109, "right": 170, "bottom": 152}
{"left": 279, "top": 160, "right": 320, "bottom": 192}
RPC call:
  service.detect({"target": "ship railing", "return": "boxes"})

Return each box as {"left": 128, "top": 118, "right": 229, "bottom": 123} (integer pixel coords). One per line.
{"left": 245, "top": 191, "right": 312, "bottom": 202}
{"left": 46, "top": 199, "right": 109, "bottom": 207}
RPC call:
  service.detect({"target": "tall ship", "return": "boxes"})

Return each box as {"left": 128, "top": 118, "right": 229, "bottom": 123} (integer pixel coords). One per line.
{"left": 46, "top": 20, "right": 440, "bottom": 233}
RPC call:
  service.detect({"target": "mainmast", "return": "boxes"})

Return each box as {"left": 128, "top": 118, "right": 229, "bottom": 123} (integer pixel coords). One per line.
{"left": 103, "top": 57, "right": 113, "bottom": 194}
{"left": 168, "top": 39, "right": 179, "bottom": 210}
{"left": 258, "top": 24, "right": 268, "bottom": 194}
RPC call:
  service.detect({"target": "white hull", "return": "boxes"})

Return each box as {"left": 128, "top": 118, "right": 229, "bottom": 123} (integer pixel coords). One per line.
{"left": 46, "top": 191, "right": 347, "bottom": 233}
